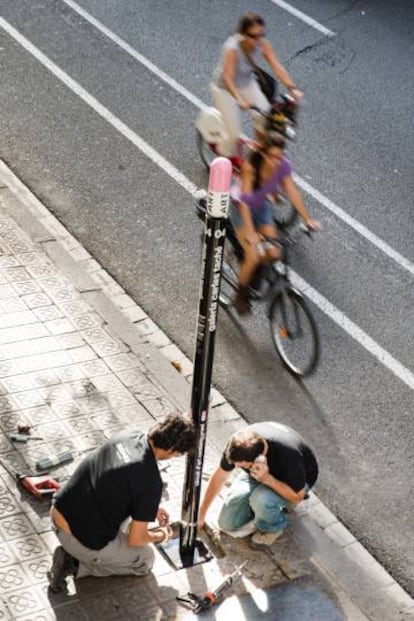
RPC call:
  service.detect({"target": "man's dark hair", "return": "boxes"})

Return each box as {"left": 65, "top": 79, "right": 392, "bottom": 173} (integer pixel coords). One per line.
{"left": 237, "top": 12, "right": 265, "bottom": 35}
{"left": 148, "top": 412, "right": 196, "bottom": 454}
{"left": 226, "top": 430, "right": 265, "bottom": 463}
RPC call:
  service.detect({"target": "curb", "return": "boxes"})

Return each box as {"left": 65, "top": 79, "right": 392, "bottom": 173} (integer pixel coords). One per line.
{"left": 1, "top": 159, "right": 413, "bottom": 620}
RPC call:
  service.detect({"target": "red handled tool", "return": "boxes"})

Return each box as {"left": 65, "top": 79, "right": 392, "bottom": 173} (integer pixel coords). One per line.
{"left": 0, "top": 456, "right": 60, "bottom": 500}
{"left": 177, "top": 561, "right": 246, "bottom": 612}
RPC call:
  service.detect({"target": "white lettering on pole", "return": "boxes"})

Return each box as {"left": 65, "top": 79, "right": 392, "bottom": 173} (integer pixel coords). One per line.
{"left": 207, "top": 191, "right": 230, "bottom": 218}
{"left": 194, "top": 410, "right": 208, "bottom": 487}
{"left": 208, "top": 245, "right": 223, "bottom": 332}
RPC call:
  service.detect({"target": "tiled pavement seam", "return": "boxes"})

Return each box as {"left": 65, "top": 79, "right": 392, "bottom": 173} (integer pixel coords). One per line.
{"left": 0, "top": 160, "right": 413, "bottom": 620}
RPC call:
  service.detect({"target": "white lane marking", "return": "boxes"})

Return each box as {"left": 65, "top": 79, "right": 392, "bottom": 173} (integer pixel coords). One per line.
{"left": 61, "top": 0, "right": 414, "bottom": 279}
{"left": 292, "top": 272, "right": 414, "bottom": 391}
{"left": 62, "top": 0, "right": 208, "bottom": 112}
{"left": 0, "top": 18, "right": 197, "bottom": 197}
{"left": 2, "top": 17, "right": 414, "bottom": 393}
{"left": 293, "top": 176, "right": 414, "bottom": 277}
{"left": 268, "top": 0, "right": 335, "bottom": 37}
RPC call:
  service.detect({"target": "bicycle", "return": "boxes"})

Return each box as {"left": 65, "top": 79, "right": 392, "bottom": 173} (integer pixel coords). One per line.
{"left": 195, "top": 94, "right": 299, "bottom": 228}
{"left": 195, "top": 195, "right": 320, "bottom": 377}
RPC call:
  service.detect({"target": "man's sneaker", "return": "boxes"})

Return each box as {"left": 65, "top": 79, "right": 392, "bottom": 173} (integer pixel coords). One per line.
{"left": 250, "top": 530, "right": 284, "bottom": 549}
{"left": 47, "top": 546, "right": 79, "bottom": 593}
{"left": 220, "top": 519, "right": 256, "bottom": 538}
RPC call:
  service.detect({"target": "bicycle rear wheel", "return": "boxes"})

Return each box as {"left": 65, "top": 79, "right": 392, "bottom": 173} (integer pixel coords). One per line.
{"left": 196, "top": 129, "right": 217, "bottom": 170}
{"left": 269, "top": 288, "right": 319, "bottom": 376}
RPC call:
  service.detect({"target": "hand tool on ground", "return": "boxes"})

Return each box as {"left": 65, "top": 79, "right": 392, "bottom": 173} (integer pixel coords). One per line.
{"left": 9, "top": 433, "right": 44, "bottom": 443}
{"left": 0, "top": 456, "right": 60, "bottom": 499}
{"left": 176, "top": 561, "right": 247, "bottom": 613}
{"left": 35, "top": 450, "right": 74, "bottom": 471}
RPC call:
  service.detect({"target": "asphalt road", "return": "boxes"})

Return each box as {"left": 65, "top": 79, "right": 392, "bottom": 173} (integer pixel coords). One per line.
{"left": 1, "top": 0, "right": 413, "bottom": 594}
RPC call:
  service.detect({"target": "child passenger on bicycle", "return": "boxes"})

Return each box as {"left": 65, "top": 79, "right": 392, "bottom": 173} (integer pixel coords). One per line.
{"left": 231, "top": 132, "right": 319, "bottom": 315}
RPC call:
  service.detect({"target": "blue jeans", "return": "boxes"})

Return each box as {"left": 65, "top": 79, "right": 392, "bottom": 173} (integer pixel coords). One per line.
{"left": 218, "top": 472, "right": 289, "bottom": 534}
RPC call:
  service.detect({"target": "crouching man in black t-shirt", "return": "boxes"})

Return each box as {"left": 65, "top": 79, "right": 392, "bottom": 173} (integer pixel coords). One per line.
{"left": 47, "top": 412, "right": 196, "bottom": 592}
{"left": 199, "top": 422, "right": 318, "bottom": 548}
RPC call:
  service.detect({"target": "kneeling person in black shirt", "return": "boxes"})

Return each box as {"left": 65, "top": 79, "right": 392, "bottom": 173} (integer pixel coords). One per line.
{"left": 48, "top": 412, "right": 196, "bottom": 592}
{"left": 199, "top": 422, "right": 318, "bottom": 548}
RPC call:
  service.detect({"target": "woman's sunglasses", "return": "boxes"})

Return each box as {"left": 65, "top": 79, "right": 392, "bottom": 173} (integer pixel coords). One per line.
{"left": 246, "top": 32, "right": 266, "bottom": 40}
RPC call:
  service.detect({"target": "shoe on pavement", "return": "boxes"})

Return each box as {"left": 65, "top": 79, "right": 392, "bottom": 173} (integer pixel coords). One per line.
{"left": 250, "top": 530, "right": 284, "bottom": 549}
{"left": 220, "top": 519, "right": 256, "bottom": 538}
{"left": 47, "top": 546, "right": 79, "bottom": 593}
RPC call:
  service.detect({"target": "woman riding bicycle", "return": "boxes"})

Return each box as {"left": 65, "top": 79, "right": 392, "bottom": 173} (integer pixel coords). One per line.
{"left": 211, "top": 12, "right": 302, "bottom": 158}
{"left": 231, "top": 133, "right": 319, "bottom": 315}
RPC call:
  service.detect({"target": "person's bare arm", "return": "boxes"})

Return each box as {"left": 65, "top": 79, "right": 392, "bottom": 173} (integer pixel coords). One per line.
{"left": 250, "top": 461, "right": 306, "bottom": 504}
{"left": 261, "top": 40, "right": 303, "bottom": 100}
{"left": 222, "top": 49, "right": 250, "bottom": 109}
{"left": 127, "top": 520, "right": 171, "bottom": 546}
{"left": 281, "top": 175, "right": 319, "bottom": 230}
{"left": 199, "top": 467, "right": 231, "bottom": 526}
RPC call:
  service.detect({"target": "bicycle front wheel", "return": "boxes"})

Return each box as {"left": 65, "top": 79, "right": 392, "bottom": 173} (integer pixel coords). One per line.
{"left": 269, "top": 288, "right": 319, "bottom": 377}
{"left": 196, "top": 129, "right": 217, "bottom": 170}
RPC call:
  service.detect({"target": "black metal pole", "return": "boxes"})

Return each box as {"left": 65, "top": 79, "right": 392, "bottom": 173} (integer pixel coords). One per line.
{"left": 179, "top": 157, "right": 232, "bottom": 567}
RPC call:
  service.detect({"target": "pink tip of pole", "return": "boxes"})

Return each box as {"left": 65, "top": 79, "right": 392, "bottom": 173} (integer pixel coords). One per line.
{"left": 208, "top": 157, "right": 233, "bottom": 193}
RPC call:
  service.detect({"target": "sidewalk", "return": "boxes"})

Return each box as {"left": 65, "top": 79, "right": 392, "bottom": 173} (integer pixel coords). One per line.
{"left": 0, "top": 159, "right": 412, "bottom": 621}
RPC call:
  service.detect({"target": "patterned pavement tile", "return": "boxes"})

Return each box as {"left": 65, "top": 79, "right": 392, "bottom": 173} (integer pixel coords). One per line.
{"left": 0, "top": 394, "right": 18, "bottom": 413}
{"left": 28, "top": 370, "right": 61, "bottom": 388}
{"left": 4, "top": 267, "right": 31, "bottom": 282}
{"left": 48, "top": 287, "right": 81, "bottom": 305}
{"left": 43, "top": 319, "right": 76, "bottom": 336}
{"left": 0, "top": 563, "right": 31, "bottom": 593}
{"left": 35, "top": 420, "right": 73, "bottom": 442}
{"left": 17, "top": 351, "right": 71, "bottom": 373}
{"left": 12, "top": 281, "right": 42, "bottom": 296}
{"left": 2, "top": 586, "right": 45, "bottom": 618}
{"left": 140, "top": 398, "right": 176, "bottom": 419}
{"left": 26, "top": 265, "right": 58, "bottom": 280}
{"left": 65, "top": 416, "right": 97, "bottom": 436}
{"left": 50, "top": 399, "right": 84, "bottom": 419}
{"left": 21, "top": 293, "right": 53, "bottom": 310}
{"left": 0, "top": 434, "right": 13, "bottom": 454}
{"left": 74, "top": 430, "right": 106, "bottom": 451}
{"left": 80, "top": 327, "right": 111, "bottom": 344}
{"left": 0, "top": 256, "right": 20, "bottom": 269}
{"left": 58, "top": 299, "right": 91, "bottom": 317}
{"left": 8, "top": 535, "right": 48, "bottom": 563}
{"left": 87, "top": 374, "right": 124, "bottom": 393}
{"left": 0, "top": 360, "right": 22, "bottom": 377}
{"left": 0, "top": 311, "right": 37, "bottom": 329}
{"left": 32, "top": 306, "right": 63, "bottom": 322}
{"left": 14, "top": 253, "right": 45, "bottom": 267}
{"left": 20, "top": 405, "right": 57, "bottom": 425}
{"left": 12, "top": 390, "right": 47, "bottom": 411}
{"left": 21, "top": 556, "right": 51, "bottom": 585}
{"left": 7, "top": 241, "right": 32, "bottom": 255}
{"left": 0, "top": 598, "right": 12, "bottom": 621}
{"left": 0, "top": 540, "right": 18, "bottom": 567}
{"left": 90, "top": 339, "right": 128, "bottom": 357}
{"left": 70, "top": 314, "right": 102, "bottom": 331}
{"left": 0, "top": 298, "right": 28, "bottom": 313}
{"left": 68, "top": 346, "right": 97, "bottom": 364}
{"left": 37, "top": 384, "right": 71, "bottom": 403}
{"left": 55, "top": 365, "right": 85, "bottom": 383}
{"left": 79, "top": 359, "right": 109, "bottom": 377}
{"left": 0, "top": 515, "right": 35, "bottom": 541}
{"left": 0, "top": 324, "right": 49, "bottom": 345}
{"left": 104, "top": 353, "right": 142, "bottom": 372}
{"left": 0, "top": 284, "right": 17, "bottom": 299}
{"left": 0, "top": 492, "right": 21, "bottom": 519}
{"left": 55, "top": 333, "right": 85, "bottom": 350}
{"left": 0, "top": 411, "right": 32, "bottom": 433}
{"left": 38, "top": 277, "right": 72, "bottom": 293}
